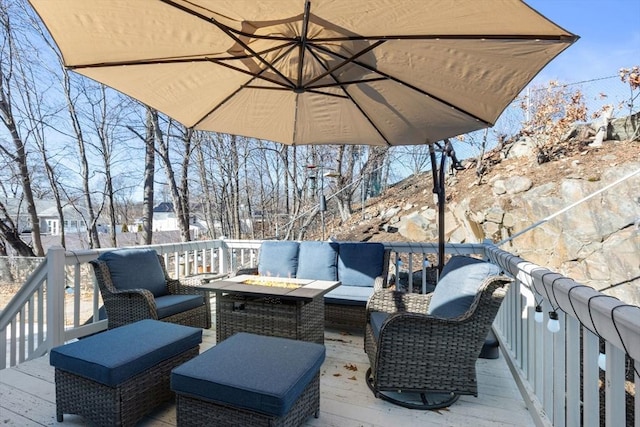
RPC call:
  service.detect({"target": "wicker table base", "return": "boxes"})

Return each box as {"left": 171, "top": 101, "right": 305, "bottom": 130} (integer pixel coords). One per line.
{"left": 55, "top": 346, "right": 199, "bottom": 426}
{"left": 176, "top": 374, "right": 320, "bottom": 427}
{"left": 216, "top": 294, "right": 325, "bottom": 344}
{"left": 324, "top": 303, "right": 367, "bottom": 331}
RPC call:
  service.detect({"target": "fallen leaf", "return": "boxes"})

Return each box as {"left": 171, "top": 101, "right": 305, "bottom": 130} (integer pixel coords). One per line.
{"left": 333, "top": 373, "right": 341, "bottom": 377}
{"left": 348, "top": 375, "right": 357, "bottom": 381}
{"left": 325, "top": 337, "right": 349, "bottom": 343}
{"left": 344, "top": 363, "right": 358, "bottom": 371}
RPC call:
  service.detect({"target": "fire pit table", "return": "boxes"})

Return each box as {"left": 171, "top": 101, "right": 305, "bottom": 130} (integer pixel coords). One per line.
{"left": 200, "top": 275, "right": 340, "bottom": 344}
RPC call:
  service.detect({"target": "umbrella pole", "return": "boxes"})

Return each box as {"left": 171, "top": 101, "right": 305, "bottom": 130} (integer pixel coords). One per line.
{"left": 429, "top": 144, "right": 446, "bottom": 276}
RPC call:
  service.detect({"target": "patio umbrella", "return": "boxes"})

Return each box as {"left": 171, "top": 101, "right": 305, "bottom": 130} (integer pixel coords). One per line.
{"left": 29, "top": 0, "right": 577, "bottom": 270}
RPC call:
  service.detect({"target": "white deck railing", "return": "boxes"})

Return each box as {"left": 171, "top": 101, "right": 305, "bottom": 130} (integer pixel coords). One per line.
{"left": 0, "top": 239, "right": 638, "bottom": 426}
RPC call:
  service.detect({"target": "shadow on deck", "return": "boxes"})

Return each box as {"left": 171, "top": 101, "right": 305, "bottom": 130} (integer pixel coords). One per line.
{"left": 0, "top": 326, "right": 533, "bottom": 427}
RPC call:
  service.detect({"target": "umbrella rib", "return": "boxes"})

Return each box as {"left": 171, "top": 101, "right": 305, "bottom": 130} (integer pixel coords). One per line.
{"left": 307, "top": 77, "right": 388, "bottom": 90}
{"left": 303, "top": 34, "right": 579, "bottom": 43}
{"left": 296, "top": 0, "right": 311, "bottom": 91}
{"left": 304, "top": 40, "right": 386, "bottom": 88}
{"left": 65, "top": 41, "right": 297, "bottom": 70}
{"left": 305, "top": 48, "right": 392, "bottom": 146}
{"left": 160, "top": 0, "right": 296, "bottom": 88}
{"left": 192, "top": 42, "right": 306, "bottom": 128}
{"left": 243, "top": 85, "right": 350, "bottom": 99}
{"left": 313, "top": 44, "right": 491, "bottom": 126}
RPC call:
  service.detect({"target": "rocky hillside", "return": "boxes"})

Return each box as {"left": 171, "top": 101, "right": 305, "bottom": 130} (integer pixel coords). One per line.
{"left": 315, "top": 116, "right": 640, "bottom": 305}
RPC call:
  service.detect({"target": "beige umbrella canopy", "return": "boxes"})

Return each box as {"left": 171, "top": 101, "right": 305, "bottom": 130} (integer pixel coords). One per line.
{"left": 29, "top": 0, "right": 577, "bottom": 271}
{"left": 29, "top": 0, "right": 577, "bottom": 147}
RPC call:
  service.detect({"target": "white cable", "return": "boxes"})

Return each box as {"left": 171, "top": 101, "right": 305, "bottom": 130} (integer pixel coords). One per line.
{"left": 498, "top": 167, "right": 640, "bottom": 246}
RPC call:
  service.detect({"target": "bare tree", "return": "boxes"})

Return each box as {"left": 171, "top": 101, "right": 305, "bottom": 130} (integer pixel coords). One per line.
{"left": 404, "top": 145, "right": 432, "bottom": 175}
{"left": 332, "top": 145, "right": 388, "bottom": 223}
{"left": 0, "top": 4, "right": 43, "bottom": 256}
{"left": 152, "top": 113, "right": 192, "bottom": 241}
{"left": 193, "top": 133, "right": 217, "bottom": 239}
{"left": 58, "top": 69, "right": 103, "bottom": 248}
{"left": 141, "top": 107, "right": 155, "bottom": 244}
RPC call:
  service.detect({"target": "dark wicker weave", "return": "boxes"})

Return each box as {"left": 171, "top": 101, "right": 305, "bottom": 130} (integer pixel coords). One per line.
{"left": 364, "top": 275, "right": 511, "bottom": 409}
{"left": 90, "top": 255, "right": 211, "bottom": 330}
{"left": 216, "top": 294, "right": 325, "bottom": 344}
{"left": 55, "top": 346, "right": 199, "bottom": 426}
{"left": 176, "top": 374, "right": 320, "bottom": 427}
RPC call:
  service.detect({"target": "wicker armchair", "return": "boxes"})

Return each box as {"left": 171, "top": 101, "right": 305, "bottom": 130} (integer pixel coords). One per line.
{"left": 364, "top": 258, "right": 511, "bottom": 410}
{"left": 90, "top": 249, "right": 211, "bottom": 330}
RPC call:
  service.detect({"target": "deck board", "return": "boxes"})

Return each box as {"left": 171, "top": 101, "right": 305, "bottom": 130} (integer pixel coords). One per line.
{"left": 0, "top": 328, "right": 534, "bottom": 426}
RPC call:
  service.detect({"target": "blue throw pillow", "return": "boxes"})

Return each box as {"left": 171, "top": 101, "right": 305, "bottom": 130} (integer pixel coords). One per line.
{"left": 427, "top": 256, "right": 500, "bottom": 318}
{"left": 257, "top": 241, "right": 300, "bottom": 278}
{"left": 98, "top": 249, "right": 167, "bottom": 297}
{"left": 337, "top": 242, "right": 386, "bottom": 287}
{"left": 296, "top": 241, "right": 339, "bottom": 281}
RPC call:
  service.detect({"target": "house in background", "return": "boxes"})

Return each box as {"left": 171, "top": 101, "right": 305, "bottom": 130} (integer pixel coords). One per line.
{"left": 3, "top": 198, "right": 214, "bottom": 242}
{"left": 149, "top": 202, "right": 178, "bottom": 231}
{"left": 132, "top": 202, "right": 212, "bottom": 239}
{"left": 2, "top": 198, "right": 94, "bottom": 236}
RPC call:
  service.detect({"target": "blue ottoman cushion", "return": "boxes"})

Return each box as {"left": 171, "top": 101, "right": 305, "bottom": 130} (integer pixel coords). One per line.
{"left": 155, "top": 294, "right": 204, "bottom": 319}
{"left": 427, "top": 256, "right": 501, "bottom": 318}
{"left": 171, "top": 332, "right": 325, "bottom": 417}
{"left": 296, "top": 241, "right": 339, "bottom": 281}
{"left": 258, "top": 241, "right": 300, "bottom": 278}
{"left": 98, "top": 249, "right": 168, "bottom": 297}
{"left": 337, "top": 242, "right": 385, "bottom": 287}
{"left": 50, "top": 319, "right": 202, "bottom": 387}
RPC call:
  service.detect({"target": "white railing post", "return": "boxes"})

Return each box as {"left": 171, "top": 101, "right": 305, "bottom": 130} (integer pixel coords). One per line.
{"left": 219, "top": 239, "right": 230, "bottom": 274}
{"left": 552, "top": 311, "right": 566, "bottom": 427}
{"left": 605, "top": 343, "right": 626, "bottom": 426}
{"left": 582, "top": 329, "right": 600, "bottom": 427}
{"left": 565, "top": 316, "right": 581, "bottom": 426}
{"left": 46, "top": 247, "right": 66, "bottom": 348}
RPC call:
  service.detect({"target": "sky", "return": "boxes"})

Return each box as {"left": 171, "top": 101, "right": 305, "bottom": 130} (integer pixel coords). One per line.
{"left": 525, "top": 0, "right": 640, "bottom": 84}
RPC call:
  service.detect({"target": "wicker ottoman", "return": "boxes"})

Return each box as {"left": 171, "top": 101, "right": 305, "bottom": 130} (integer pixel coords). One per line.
{"left": 171, "top": 332, "right": 325, "bottom": 427}
{"left": 50, "top": 319, "right": 202, "bottom": 426}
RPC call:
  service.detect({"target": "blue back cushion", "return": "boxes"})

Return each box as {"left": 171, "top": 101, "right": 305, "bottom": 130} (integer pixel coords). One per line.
{"left": 171, "top": 332, "right": 325, "bottom": 417}
{"left": 98, "top": 249, "right": 167, "bottom": 297}
{"left": 296, "top": 241, "right": 339, "bottom": 281}
{"left": 337, "top": 242, "right": 386, "bottom": 287}
{"left": 50, "top": 319, "right": 202, "bottom": 387}
{"left": 258, "top": 241, "right": 300, "bottom": 278}
{"left": 427, "top": 256, "right": 500, "bottom": 318}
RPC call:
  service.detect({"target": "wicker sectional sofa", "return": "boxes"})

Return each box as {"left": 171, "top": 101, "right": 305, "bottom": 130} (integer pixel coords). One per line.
{"left": 238, "top": 240, "right": 390, "bottom": 331}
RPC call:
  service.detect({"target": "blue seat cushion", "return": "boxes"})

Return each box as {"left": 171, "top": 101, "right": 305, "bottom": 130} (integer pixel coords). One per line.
{"left": 258, "top": 241, "right": 300, "bottom": 278}
{"left": 98, "top": 249, "right": 167, "bottom": 297}
{"left": 155, "top": 294, "right": 204, "bottom": 319}
{"left": 337, "top": 243, "right": 385, "bottom": 287}
{"left": 296, "top": 241, "right": 339, "bottom": 281}
{"left": 369, "top": 311, "right": 389, "bottom": 340}
{"left": 50, "top": 319, "right": 202, "bottom": 387}
{"left": 171, "top": 332, "right": 325, "bottom": 417}
{"left": 427, "top": 256, "right": 501, "bottom": 318}
{"left": 324, "top": 285, "right": 374, "bottom": 306}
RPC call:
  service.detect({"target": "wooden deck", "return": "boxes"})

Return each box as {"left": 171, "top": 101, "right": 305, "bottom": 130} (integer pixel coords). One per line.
{"left": 0, "top": 328, "right": 534, "bottom": 426}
